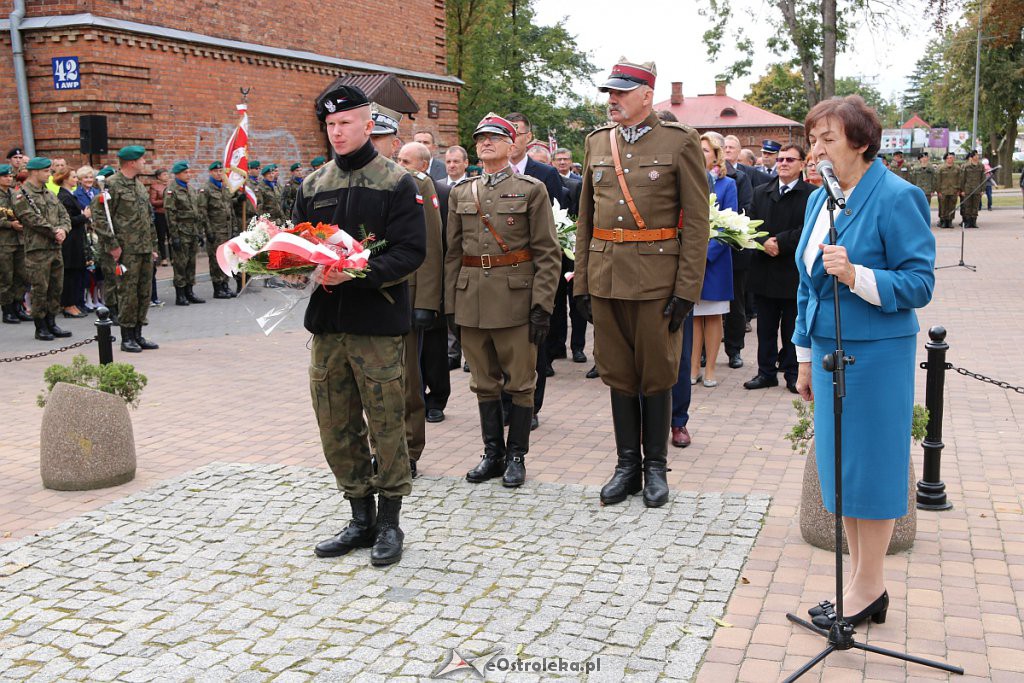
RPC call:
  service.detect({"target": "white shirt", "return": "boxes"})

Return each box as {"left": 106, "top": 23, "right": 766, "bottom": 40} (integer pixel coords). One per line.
{"left": 447, "top": 174, "right": 466, "bottom": 186}
{"left": 511, "top": 156, "right": 528, "bottom": 175}
{"left": 795, "top": 185, "right": 881, "bottom": 363}
{"left": 779, "top": 178, "right": 799, "bottom": 196}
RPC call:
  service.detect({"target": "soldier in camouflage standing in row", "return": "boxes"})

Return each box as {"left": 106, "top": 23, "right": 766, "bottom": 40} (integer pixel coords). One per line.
{"left": 935, "top": 152, "right": 960, "bottom": 229}
{"left": 164, "top": 161, "right": 206, "bottom": 306}
{"left": 0, "top": 164, "right": 30, "bottom": 324}
{"left": 90, "top": 145, "right": 160, "bottom": 352}
{"left": 257, "top": 164, "right": 287, "bottom": 222}
{"left": 11, "top": 157, "right": 72, "bottom": 340}
{"left": 908, "top": 153, "right": 935, "bottom": 222}
{"left": 197, "top": 161, "right": 238, "bottom": 299}
{"left": 280, "top": 162, "right": 304, "bottom": 218}
{"left": 959, "top": 150, "right": 985, "bottom": 229}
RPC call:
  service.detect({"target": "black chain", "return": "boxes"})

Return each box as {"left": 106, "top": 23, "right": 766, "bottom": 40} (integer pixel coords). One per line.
{"left": 0, "top": 336, "right": 96, "bottom": 363}
{"left": 953, "top": 365, "right": 1024, "bottom": 394}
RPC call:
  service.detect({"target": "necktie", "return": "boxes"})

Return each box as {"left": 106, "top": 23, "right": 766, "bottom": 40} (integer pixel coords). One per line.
{"left": 780, "top": 185, "right": 789, "bottom": 198}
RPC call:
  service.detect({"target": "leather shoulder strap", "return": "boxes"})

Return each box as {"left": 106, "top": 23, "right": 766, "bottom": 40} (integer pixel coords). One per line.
{"left": 470, "top": 179, "right": 511, "bottom": 253}
{"left": 609, "top": 128, "right": 648, "bottom": 230}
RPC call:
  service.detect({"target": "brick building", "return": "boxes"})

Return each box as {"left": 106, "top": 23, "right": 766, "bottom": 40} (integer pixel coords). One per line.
{"left": 656, "top": 81, "right": 804, "bottom": 152}
{"left": 0, "top": 1, "right": 461, "bottom": 172}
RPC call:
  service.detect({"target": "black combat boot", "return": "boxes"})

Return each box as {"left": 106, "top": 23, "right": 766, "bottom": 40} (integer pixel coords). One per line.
{"left": 185, "top": 286, "right": 205, "bottom": 304}
{"left": 175, "top": 287, "right": 190, "bottom": 306}
{"left": 640, "top": 390, "right": 673, "bottom": 508}
{"left": 213, "top": 282, "right": 234, "bottom": 299}
{"left": 134, "top": 326, "right": 159, "bottom": 350}
{"left": 600, "top": 390, "right": 643, "bottom": 505}
{"left": 234, "top": 274, "right": 244, "bottom": 294}
{"left": 2, "top": 304, "right": 20, "bottom": 324}
{"left": 502, "top": 404, "right": 533, "bottom": 488}
{"left": 314, "top": 496, "right": 377, "bottom": 558}
{"left": 45, "top": 315, "right": 72, "bottom": 338}
{"left": 466, "top": 400, "right": 507, "bottom": 483}
{"left": 34, "top": 318, "right": 54, "bottom": 341}
{"left": 370, "top": 496, "right": 404, "bottom": 566}
{"left": 120, "top": 326, "right": 142, "bottom": 353}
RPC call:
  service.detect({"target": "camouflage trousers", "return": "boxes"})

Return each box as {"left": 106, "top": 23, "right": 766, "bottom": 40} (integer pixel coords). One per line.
{"left": 24, "top": 249, "right": 63, "bottom": 318}
{"left": 310, "top": 333, "right": 411, "bottom": 500}
{"left": 98, "top": 252, "right": 119, "bottom": 311}
{"left": 938, "top": 194, "right": 958, "bottom": 224}
{"left": 117, "top": 253, "right": 153, "bottom": 328}
{"left": 170, "top": 238, "right": 198, "bottom": 288}
{"left": 960, "top": 193, "right": 981, "bottom": 221}
{"left": 205, "top": 230, "right": 232, "bottom": 286}
{"left": 0, "top": 243, "right": 27, "bottom": 305}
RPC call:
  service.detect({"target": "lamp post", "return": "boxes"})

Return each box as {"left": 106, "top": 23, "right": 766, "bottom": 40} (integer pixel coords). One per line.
{"left": 970, "top": 5, "right": 982, "bottom": 154}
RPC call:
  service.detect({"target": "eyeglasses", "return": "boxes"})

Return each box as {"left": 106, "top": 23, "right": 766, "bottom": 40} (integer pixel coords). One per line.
{"left": 776, "top": 157, "right": 803, "bottom": 163}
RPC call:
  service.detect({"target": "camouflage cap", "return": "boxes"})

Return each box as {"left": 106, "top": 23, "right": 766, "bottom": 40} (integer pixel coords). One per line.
{"left": 117, "top": 145, "right": 146, "bottom": 161}
{"left": 25, "top": 157, "right": 52, "bottom": 170}
{"left": 599, "top": 58, "right": 657, "bottom": 92}
{"left": 370, "top": 103, "right": 402, "bottom": 136}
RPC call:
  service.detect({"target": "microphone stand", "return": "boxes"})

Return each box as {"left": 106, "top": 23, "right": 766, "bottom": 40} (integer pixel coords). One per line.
{"left": 936, "top": 173, "right": 989, "bottom": 272}
{"left": 783, "top": 195, "right": 964, "bottom": 681}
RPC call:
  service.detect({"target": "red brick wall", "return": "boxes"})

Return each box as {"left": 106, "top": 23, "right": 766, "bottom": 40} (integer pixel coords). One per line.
{"left": 23, "top": 0, "right": 448, "bottom": 75}
{"left": 18, "top": 29, "right": 459, "bottom": 172}
{"left": 0, "top": 35, "right": 20, "bottom": 152}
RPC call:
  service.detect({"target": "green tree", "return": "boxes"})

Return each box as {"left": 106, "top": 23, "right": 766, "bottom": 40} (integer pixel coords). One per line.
{"left": 746, "top": 64, "right": 809, "bottom": 123}
{"left": 446, "top": 0, "right": 597, "bottom": 159}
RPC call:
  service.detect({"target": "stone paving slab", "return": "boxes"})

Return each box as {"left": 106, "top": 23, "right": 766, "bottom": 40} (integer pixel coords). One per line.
{"left": 0, "top": 463, "right": 769, "bottom": 682}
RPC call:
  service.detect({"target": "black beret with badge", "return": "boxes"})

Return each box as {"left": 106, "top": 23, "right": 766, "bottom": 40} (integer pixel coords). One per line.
{"left": 315, "top": 85, "right": 370, "bottom": 122}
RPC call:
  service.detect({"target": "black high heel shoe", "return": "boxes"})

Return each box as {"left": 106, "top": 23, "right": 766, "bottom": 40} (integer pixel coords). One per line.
{"left": 807, "top": 599, "right": 834, "bottom": 618}
{"left": 811, "top": 591, "right": 889, "bottom": 629}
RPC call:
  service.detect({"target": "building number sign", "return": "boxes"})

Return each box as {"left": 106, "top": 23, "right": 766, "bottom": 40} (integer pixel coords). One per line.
{"left": 52, "top": 57, "right": 81, "bottom": 90}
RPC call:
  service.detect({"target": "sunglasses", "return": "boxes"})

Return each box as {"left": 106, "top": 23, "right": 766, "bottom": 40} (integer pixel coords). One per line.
{"left": 776, "top": 157, "right": 803, "bottom": 163}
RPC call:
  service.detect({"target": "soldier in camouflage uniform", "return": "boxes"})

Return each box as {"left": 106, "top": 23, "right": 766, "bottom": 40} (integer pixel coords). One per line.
{"left": 909, "top": 154, "right": 935, "bottom": 218}
{"left": 11, "top": 157, "right": 72, "bottom": 340}
{"left": 90, "top": 145, "right": 160, "bottom": 353}
{"left": 280, "top": 162, "right": 303, "bottom": 217}
{"left": 959, "top": 150, "right": 985, "bottom": 229}
{"left": 256, "top": 164, "right": 287, "bottom": 222}
{"left": 936, "top": 152, "right": 960, "bottom": 229}
{"left": 164, "top": 161, "right": 206, "bottom": 305}
{"left": 309, "top": 156, "right": 326, "bottom": 173}
{"left": 197, "top": 161, "right": 238, "bottom": 299}
{"left": 296, "top": 85, "right": 426, "bottom": 567}
{"left": 0, "top": 164, "right": 30, "bottom": 324}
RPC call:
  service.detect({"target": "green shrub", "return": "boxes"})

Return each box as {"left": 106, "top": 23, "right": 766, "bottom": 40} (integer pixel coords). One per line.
{"left": 37, "top": 354, "right": 147, "bottom": 409}
{"left": 786, "top": 399, "right": 930, "bottom": 455}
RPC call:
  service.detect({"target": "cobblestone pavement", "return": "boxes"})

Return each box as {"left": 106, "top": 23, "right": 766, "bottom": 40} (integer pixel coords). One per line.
{"left": 0, "top": 463, "right": 768, "bottom": 682}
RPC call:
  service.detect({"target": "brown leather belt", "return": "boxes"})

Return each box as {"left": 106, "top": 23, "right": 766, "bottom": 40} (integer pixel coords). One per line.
{"left": 462, "top": 249, "right": 533, "bottom": 269}
{"left": 593, "top": 227, "right": 678, "bottom": 243}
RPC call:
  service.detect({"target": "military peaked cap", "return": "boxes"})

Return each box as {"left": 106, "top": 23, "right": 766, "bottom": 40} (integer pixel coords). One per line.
{"left": 761, "top": 139, "right": 781, "bottom": 153}
{"left": 473, "top": 112, "right": 516, "bottom": 142}
{"left": 370, "top": 103, "right": 402, "bottom": 136}
{"left": 599, "top": 58, "right": 657, "bottom": 92}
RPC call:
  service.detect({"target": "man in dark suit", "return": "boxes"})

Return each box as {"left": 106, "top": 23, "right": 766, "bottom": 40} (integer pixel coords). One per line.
{"left": 743, "top": 143, "right": 813, "bottom": 393}
{"left": 547, "top": 147, "right": 586, "bottom": 364}
{"left": 413, "top": 131, "right": 448, "bottom": 183}
{"left": 737, "top": 148, "right": 772, "bottom": 188}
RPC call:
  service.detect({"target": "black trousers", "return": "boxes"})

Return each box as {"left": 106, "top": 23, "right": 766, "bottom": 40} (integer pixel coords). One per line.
{"left": 547, "top": 257, "right": 587, "bottom": 358}
{"left": 154, "top": 213, "right": 169, "bottom": 261}
{"left": 754, "top": 295, "right": 798, "bottom": 381}
{"left": 60, "top": 267, "right": 86, "bottom": 308}
{"left": 421, "top": 325, "right": 451, "bottom": 411}
{"left": 724, "top": 268, "right": 748, "bottom": 356}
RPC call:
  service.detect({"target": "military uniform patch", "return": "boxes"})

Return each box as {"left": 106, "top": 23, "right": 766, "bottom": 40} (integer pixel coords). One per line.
{"left": 649, "top": 170, "right": 660, "bottom": 181}
{"left": 594, "top": 170, "right": 604, "bottom": 183}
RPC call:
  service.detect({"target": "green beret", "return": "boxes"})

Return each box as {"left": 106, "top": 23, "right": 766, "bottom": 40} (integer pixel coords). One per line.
{"left": 26, "top": 157, "right": 52, "bottom": 171}
{"left": 117, "top": 145, "right": 146, "bottom": 161}
{"left": 97, "top": 166, "right": 116, "bottom": 178}
{"left": 248, "top": 160, "right": 261, "bottom": 170}
{"left": 0, "top": 164, "right": 11, "bottom": 176}
{"left": 171, "top": 161, "right": 190, "bottom": 174}
{"left": 208, "top": 161, "right": 223, "bottom": 171}
{"left": 261, "top": 164, "right": 277, "bottom": 176}
{"left": 290, "top": 162, "right": 302, "bottom": 172}
{"left": 310, "top": 156, "right": 326, "bottom": 167}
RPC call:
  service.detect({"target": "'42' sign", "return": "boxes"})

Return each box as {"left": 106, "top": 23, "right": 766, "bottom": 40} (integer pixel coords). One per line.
{"left": 52, "top": 57, "right": 81, "bottom": 90}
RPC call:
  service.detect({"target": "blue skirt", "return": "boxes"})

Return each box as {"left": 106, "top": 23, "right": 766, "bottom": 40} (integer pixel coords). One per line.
{"left": 811, "top": 335, "right": 916, "bottom": 520}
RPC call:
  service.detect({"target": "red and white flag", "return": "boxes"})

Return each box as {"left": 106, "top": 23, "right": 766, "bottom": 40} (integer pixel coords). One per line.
{"left": 548, "top": 132, "right": 557, "bottom": 153}
{"left": 223, "top": 104, "right": 256, "bottom": 208}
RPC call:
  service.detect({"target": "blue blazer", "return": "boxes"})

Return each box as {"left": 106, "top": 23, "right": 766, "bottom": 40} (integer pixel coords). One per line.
{"left": 700, "top": 176, "right": 737, "bottom": 301}
{"left": 793, "top": 159, "right": 935, "bottom": 346}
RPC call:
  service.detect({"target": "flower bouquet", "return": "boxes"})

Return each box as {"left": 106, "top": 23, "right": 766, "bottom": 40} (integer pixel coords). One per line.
{"left": 709, "top": 194, "right": 768, "bottom": 251}
{"left": 552, "top": 199, "right": 577, "bottom": 261}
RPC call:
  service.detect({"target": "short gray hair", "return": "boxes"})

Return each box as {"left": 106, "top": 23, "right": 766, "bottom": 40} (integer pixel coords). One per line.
{"left": 445, "top": 145, "right": 468, "bottom": 162}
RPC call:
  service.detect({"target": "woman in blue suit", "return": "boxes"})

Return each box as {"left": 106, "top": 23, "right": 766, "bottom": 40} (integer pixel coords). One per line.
{"left": 794, "top": 96, "right": 935, "bottom": 629}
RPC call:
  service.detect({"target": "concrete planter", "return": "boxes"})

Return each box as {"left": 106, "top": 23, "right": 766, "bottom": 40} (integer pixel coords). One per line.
{"left": 40, "top": 382, "right": 136, "bottom": 491}
{"left": 799, "top": 441, "right": 916, "bottom": 555}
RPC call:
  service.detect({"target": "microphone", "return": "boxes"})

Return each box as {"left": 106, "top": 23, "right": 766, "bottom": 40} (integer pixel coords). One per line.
{"left": 816, "top": 160, "right": 846, "bottom": 209}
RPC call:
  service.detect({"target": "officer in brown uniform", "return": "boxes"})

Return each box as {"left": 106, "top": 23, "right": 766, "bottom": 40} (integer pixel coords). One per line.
{"left": 369, "top": 104, "right": 444, "bottom": 478}
{"left": 574, "top": 59, "right": 710, "bottom": 508}
{"left": 446, "top": 113, "right": 561, "bottom": 488}
{"left": 936, "top": 152, "right": 960, "bottom": 229}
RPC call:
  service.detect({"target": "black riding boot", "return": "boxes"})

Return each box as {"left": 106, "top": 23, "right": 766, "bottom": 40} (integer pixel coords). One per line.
{"left": 502, "top": 404, "right": 532, "bottom": 488}
{"left": 640, "top": 390, "right": 672, "bottom": 508}
{"left": 466, "top": 400, "right": 507, "bottom": 482}
{"left": 34, "top": 318, "right": 54, "bottom": 341}
{"left": 120, "top": 326, "right": 142, "bottom": 353}
{"left": 314, "top": 496, "right": 377, "bottom": 557}
{"left": 185, "top": 286, "right": 205, "bottom": 304}
{"left": 2, "top": 304, "right": 20, "bottom": 324}
{"left": 175, "top": 287, "right": 190, "bottom": 306}
{"left": 600, "top": 390, "right": 643, "bottom": 505}
{"left": 370, "top": 496, "right": 404, "bottom": 566}
{"left": 135, "top": 326, "right": 159, "bottom": 350}
{"left": 45, "top": 315, "right": 71, "bottom": 338}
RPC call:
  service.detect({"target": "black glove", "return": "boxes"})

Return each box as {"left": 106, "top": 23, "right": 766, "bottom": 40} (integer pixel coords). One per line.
{"left": 528, "top": 305, "right": 551, "bottom": 346}
{"left": 412, "top": 308, "right": 437, "bottom": 331}
{"left": 574, "top": 294, "right": 593, "bottom": 323}
{"left": 171, "top": 237, "right": 182, "bottom": 250}
{"left": 663, "top": 296, "right": 693, "bottom": 333}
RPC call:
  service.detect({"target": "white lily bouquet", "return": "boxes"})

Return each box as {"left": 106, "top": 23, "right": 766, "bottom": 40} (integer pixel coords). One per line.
{"left": 552, "top": 199, "right": 577, "bottom": 260}
{"left": 709, "top": 194, "right": 768, "bottom": 251}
